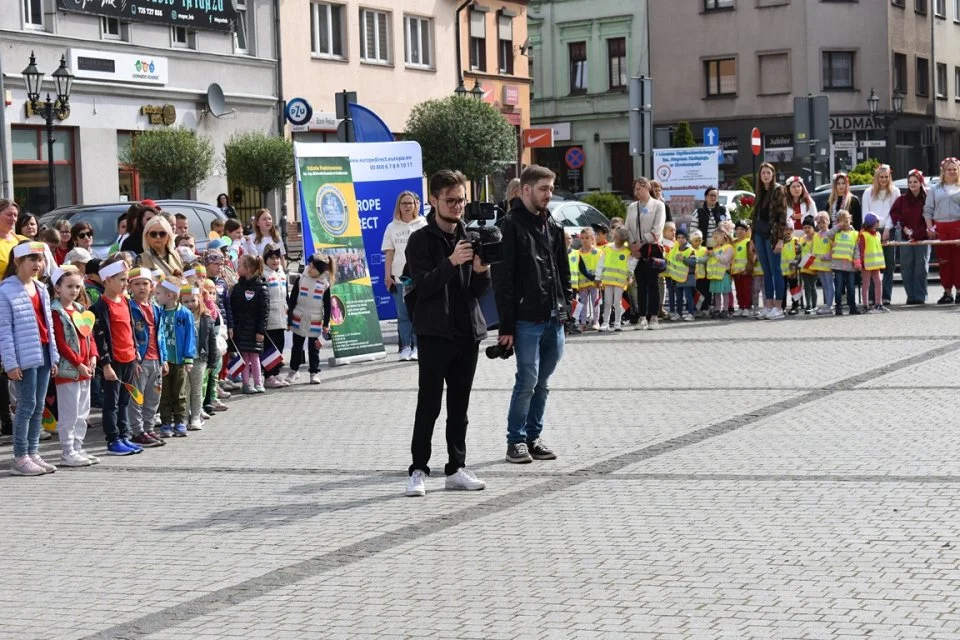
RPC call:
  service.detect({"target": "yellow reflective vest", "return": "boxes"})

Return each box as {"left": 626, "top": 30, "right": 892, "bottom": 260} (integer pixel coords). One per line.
{"left": 732, "top": 238, "right": 750, "bottom": 275}
{"left": 812, "top": 232, "right": 833, "bottom": 271}
{"left": 832, "top": 229, "right": 857, "bottom": 262}
{"left": 860, "top": 230, "right": 885, "bottom": 270}
{"left": 780, "top": 237, "right": 801, "bottom": 277}
{"left": 669, "top": 244, "right": 694, "bottom": 283}
{"left": 799, "top": 236, "right": 817, "bottom": 275}
{"left": 692, "top": 246, "right": 708, "bottom": 279}
{"left": 600, "top": 245, "right": 631, "bottom": 288}
{"left": 568, "top": 249, "right": 580, "bottom": 291}
{"left": 706, "top": 244, "right": 732, "bottom": 280}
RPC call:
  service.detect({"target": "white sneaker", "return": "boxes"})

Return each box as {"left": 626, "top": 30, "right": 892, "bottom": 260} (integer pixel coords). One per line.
{"left": 756, "top": 307, "right": 769, "bottom": 319}
{"left": 767, "top": 307, "right": 785, "bottom": 320}
{"left": 613, "top": 322, "right": 622, "bottom": 332}
{"left": 406, "top": 470, "right": 426, "bottom": 496}
{"left": 400, "top": 346, "right": 413, "bottom": 361}
{"left": 10, "top": 455, "right": 46, "bottom": 476}
{"left": 309, "top": 373, "right": 321, "bottom": 385}
{"left": 284, "top": 370, "right": 301, "bottom": 384}
{"left": 410, "top": 348, "right": 418, "bottom": 361}
{"left": 76, "top": 449, "right": 99, "bottom": 465}
{"left": 599, "top": 323, "right": 609, "bottom": 332}
{"left": 668, "top": 313, "right": 681, "bottom": 322}
{"left": 188, "top": 418, "right": 203, "bottom": 431}
{"left": 264, "top": 376, "right": 285, "bottom": 389}
{"left": 200, "top": 410, "right": 212, "bottom": 420}
{"left": 591, "top": 322, "right": 600, "bottom": 331}
{"left": 60, "top": 451, "right": 92, "bottom": 467}
{"left": 445, "top": 468, "right": 486, "bottom": 491}
{"left": 638, "top": 318, "right": 649, "bottom": 331}
{"left": 648, "top": 317, "right": 660, "bottom": 330}
{"left": 682, "top": 314, "right": 694, "bottom": 322}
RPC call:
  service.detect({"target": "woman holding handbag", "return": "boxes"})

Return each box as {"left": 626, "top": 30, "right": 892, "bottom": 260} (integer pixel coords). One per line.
{"left": 625, "top": 177, "right": 666, "bottom": 330}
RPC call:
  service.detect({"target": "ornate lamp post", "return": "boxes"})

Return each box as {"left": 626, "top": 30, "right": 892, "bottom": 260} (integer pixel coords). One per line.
{"left": 22, "top": 52, "right": 74, "bottom": 211}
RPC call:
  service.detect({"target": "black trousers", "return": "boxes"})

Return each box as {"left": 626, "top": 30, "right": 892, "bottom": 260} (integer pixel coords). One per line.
{"left": 290, "top": 333, "right": 321, "bottom": 373}
{"left": 410, "top": 336, "right": 479, "bottom": 477}
{"left": 633, "top": 244, "right": 664, "bottom": 320}
{"left": 264, "top": 329, "right": 286, "bottom": 378}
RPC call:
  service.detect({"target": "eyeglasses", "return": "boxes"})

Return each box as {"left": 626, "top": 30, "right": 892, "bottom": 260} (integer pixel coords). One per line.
{"left": 443, "top": 198, "right": 467, "bottom": 209}
{"left": 148, "top": 231, "right": 168, "bottom": 239}
{"left": 77, "top": 231, "right": 93, "bottom": 239}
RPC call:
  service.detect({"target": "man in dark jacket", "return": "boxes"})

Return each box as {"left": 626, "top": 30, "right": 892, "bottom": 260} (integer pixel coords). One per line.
{"left": 403, "top": 169, "right": 490, "bottom": 497}
{"left": 493, "top": 165, "right": 572, "bottom": 464}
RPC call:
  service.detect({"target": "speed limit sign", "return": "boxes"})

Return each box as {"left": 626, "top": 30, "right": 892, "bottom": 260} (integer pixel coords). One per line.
{"left": 285, "top": 97, "right": 313, "bottom": 127}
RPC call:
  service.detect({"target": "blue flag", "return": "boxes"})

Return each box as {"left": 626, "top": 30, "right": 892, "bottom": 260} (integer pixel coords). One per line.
{"left": 347, "top": 103, "right": 395, "bottom": 142}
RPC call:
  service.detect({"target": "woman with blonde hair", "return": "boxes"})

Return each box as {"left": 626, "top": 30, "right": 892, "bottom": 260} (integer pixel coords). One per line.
{"left": 862, "top": 164, "right": 900, "bottom": 305}
{"left": 827, "top": 172, "right": 862, "bottom": 229}
{"left": 923, "top": 157, "right": 960, "bottom": 303}
{"left": 381, "top": 190, "right": 427, "bottom": 359}
{"left": 139, "top": 215, "right": 184, "bottom": 279}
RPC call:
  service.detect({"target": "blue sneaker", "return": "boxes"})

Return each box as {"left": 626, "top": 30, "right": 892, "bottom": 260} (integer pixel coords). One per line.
{"left": 159, "top": 425, "right": 174, "bottom": 438}
{"left": 121, "top": 439, "right": 143, "bottom": 453}
{"left": 106, "top": 440, "right": 136, "bottom": 456}
{"left": 173, "top": 423, "right": 188, "bottom": 437}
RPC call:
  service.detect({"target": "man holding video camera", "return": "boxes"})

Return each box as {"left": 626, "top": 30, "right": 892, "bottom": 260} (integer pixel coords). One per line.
{"left": 403, "top": 170, "right": 491, "bottom": 497}
{"left": 494, "top": 165, "right": 573, "bottom": 464}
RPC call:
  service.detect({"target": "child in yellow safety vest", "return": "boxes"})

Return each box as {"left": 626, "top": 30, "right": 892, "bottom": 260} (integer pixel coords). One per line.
{"left": 856, "top": 212, "right": 889, "bottom": 313}
{"left": 660, "top": 222, "right": 677, "bottom": 318}
{"left": 576, "top": 228, "right": 602, "bottom": 330}
{"left": 565, "top": 232, "right": 583, "bottom": 334}
{"left": 731, "top": 220, "right": 754, "bottom": 317}
{"left": 798, "top": 215, "right": 819, "bottom": 314}
{"left": 829, "top": 210, "right": 860, "bottom": 315}
{"left": 779, "top": 227, "right": 803, "bottom": 315}
{"left": 812, "top": 211, "right": 836, "bottom": 315}
{"left": 689, "top": 229, "right": 710, "bottom": 316}
{"left": 596, "top": 227, "right": 632, "bottom": 331}
{"left": 667, "top": 226, "right": 698, "bottom": 320}
{"left": 707, "top": 223, "right": 735, "bottom": 317}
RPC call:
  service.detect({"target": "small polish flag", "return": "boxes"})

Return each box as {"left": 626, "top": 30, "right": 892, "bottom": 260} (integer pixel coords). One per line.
{"left": 801, "top": 254, "right": 817, "bottom": 270}
{"left": 260, "top": 344, "right": 282, "bottom": 370}
{"left": 790, "top": 284, "right": 803, "bottom": 301}
{"left": 621, "top": 297, "right": 631, "bottom": 311}
{"left": 227, "top": 354, "right": 246, "bottom": 377}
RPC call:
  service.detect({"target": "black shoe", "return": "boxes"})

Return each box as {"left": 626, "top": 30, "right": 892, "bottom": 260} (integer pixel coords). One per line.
{"left": 569, "top": 324, "right": 582, "bottom": 334}
{"left": 835, "top": 305, "right": 843, "bottom": 316}
{"left": 849, "top": 306, "right": 861, "bottom": 315}
{"left": 938, "top": 293, "right": 954, "bottom": 305}
{"left": 505, "top": 442, "right": 533, "bottom": 464}
{"left": 527, "top": 438, "right": 557, "bottom": 460}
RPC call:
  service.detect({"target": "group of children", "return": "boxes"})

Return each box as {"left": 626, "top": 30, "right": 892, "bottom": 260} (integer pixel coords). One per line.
{"left": 566, "top": 207, "right": 896, "bottom": 332}
{"left": 0, "top": 209, "right": 335, "bottom": 477}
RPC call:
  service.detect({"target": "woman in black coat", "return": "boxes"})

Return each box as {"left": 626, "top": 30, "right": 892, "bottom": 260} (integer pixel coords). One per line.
{"left": 229, "top": 255, "right": 270, "bottom": 392}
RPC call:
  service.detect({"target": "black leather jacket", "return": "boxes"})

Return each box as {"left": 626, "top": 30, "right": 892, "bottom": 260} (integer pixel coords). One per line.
{"left": 493, "top": 202, "right": 573, "bottom": 335}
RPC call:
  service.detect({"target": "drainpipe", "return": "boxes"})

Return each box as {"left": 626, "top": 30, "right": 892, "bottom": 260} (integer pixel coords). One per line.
{"left": 0, "top": 49, "right": 10, "bottom": 198}
{"left": 273, "top": 0, "right": 288, "bottom": 247}
{"left": 455, "top": 0, "right": 473, "bottom": 90}
{"left": 930, "top": 9, "right": 939, "bottom": 172}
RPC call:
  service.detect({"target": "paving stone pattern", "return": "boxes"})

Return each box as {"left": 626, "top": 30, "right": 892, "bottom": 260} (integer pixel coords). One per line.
{"left": 3, "top": 302, "right": 960, "bottom": 640}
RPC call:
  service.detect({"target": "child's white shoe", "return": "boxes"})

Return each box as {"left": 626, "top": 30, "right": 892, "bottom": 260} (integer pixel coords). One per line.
{"left": 599, "top": 323, "right": 609, "bottom": 332}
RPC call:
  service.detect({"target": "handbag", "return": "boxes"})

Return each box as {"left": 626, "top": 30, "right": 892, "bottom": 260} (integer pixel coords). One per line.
{"left": 644, "top": 243, "right": 667, "bottom": 273}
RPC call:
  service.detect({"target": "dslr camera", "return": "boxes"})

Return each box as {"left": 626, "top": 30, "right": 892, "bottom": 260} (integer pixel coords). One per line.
{"left": 464, "top": 202, "right": 504, "bottom": 265}
{"left": 485, "top": 343, "right": 514, "bottom": 360}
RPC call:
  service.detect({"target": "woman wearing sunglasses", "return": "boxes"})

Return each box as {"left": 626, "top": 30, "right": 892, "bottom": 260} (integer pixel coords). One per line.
{"left": 69, "top": 221, "right": 95, "bottom": 253}
{"left": 139, "top": 216, "right": 183, "bottom": 279}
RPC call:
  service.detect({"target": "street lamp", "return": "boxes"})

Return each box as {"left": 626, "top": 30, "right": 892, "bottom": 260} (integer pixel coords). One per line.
{"left": 454, "top": 80, "right": 468, "bottom": 98}
{"left": 470, "top": 78, "right": 484, "bottom": 101}
{"left": 865, "top": 87, "right": 904, "bottom": 169}
{"left": 22, "top": 51, "right": 73, "bottom": 212}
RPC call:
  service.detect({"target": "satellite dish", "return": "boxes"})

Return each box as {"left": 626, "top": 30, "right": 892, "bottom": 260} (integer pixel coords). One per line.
{"left": 206, "top": 83, "right": 232, "bottom": 118}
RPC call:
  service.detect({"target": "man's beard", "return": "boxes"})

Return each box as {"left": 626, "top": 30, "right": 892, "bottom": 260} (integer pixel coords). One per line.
{"left": 437, "top": 211, "right": 460, "bottom": 224}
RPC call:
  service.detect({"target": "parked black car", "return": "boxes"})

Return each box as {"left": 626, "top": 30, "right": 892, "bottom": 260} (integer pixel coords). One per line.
{"left": 39, "top": 200, "right": 228, "bottom": 257}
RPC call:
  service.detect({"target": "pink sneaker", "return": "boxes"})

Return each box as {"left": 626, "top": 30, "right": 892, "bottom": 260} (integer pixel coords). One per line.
{"left": 264, "top": 376, "right": 286, "bottom": 389}
{"left": 10, "top": 456, "right": 46, "bottom": 476}
{"left": 29, "top": 454, "right": 57, "bottom": 473}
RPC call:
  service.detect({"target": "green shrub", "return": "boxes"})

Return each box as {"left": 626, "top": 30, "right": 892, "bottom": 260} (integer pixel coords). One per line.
{"left": 735, "top": 175, "right": 754, "bottom": 192}
{"left": 673, "top": 121, "right": 696, "bottom": 148}
{"left": 848, "top": 157, "right": 880, "bottom": 185}
{"left": 581, "top": 192, "right": 627, "bottom": 221}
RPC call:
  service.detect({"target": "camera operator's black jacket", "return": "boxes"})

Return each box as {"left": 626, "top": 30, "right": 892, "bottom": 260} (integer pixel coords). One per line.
{"left": 493, "top": 202, "right": 573, "bottom": 335}
{"left": 404, "top": 212, "right": 490, "bottom": 341}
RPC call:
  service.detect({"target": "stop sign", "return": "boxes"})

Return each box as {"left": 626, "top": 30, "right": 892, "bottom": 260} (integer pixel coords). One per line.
{"left": 751, "top": 127, "right": 762, "bottom": 156}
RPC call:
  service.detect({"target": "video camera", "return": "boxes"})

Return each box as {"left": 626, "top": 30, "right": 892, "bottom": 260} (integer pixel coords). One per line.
{"left": 463, "top": 202, "right": 504, "bottom": 265}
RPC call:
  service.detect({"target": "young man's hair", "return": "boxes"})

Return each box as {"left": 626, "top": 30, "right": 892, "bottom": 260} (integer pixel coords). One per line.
{"left": 174, "top": 213, "right": 188, "bottom": 221}
{"left": 429, "top": 170, "right": 468, "bottom": 198}
{"left": 210, "top": 219, "right": 225, "bottom": 231}
{"left": 519, "top": 164, "right": 556, "bottom": 188}
{"left": 224, "top": 219, "right": 244, "bottom": 234}
{"left": 175, "top": 233, "right": 195, "bottom": 246}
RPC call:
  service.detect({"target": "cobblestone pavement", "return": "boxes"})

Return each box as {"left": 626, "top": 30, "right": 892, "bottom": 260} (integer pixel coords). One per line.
{"left": 4, "top": 294, "right": 960, "bottom": 640}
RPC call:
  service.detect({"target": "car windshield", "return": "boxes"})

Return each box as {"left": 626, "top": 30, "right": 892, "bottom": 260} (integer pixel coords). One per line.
{"left": 717, "top": 196, "right": 729, "bottom": 206}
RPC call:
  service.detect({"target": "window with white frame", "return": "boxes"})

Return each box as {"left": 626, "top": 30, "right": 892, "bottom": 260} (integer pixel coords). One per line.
{"left": 403, "top": 15, "right": 432, "bottom": 69}
{"left": 359, "top": 8, "right": 390, "bottom": 64}
{"left": 936, "top": 62, "right": 947, "bottom": 97}
{"left": 936, "top": 0, "right": 946, "bottom": 16}
{"left": 172, "top": 26, "right": 197, "bottom": 48}
{"left": 23, "top": 0, "right": 43, "bottom": 27}
{"left": 234, "top": 0, "right": 249, "bottom": 53}
{"left": 469, "top": 9, "right": 486, "bottom": 71}
{"left": 955, "top": 67, "right": 960, "bottom": 99}
{"left": 311, "top": 2, "right": 344, "bottom": 58}
{"left": 101, "top": 16, "right": 120, "bottom": 39}
{"left": 497, "top": 14, "right": 514, "bottom": 75}
{"left": 955, "top": 0, "right": 960, "bottom": 20}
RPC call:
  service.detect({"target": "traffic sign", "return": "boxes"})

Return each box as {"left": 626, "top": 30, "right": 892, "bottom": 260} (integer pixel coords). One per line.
{"left": 859, "top": 140, "right": 887, "bottom": 148}
{"left": 523, "top": 128, "right": 554, "bottom": 148}
{"left": 751, "top": 127, "right": 762, "bottom": 156}
{"left": 703, "top": 127, "right": 719, "bottom": 147}
{"left": 565, "top": 146, "right": 585, "bottom": 170}
{"left": 285, "top": 97, "right": 313, "bottom": 126}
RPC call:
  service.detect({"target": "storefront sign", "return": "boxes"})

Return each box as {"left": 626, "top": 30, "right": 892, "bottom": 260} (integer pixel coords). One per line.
{"left": 535, "top": 122, "right": 571, "bottom": 141}
{"left": 503, "top": 85, "right": 520, "bottom": 106}
{"left": 291, "top": 112, "right": 340, "bottom": 133}
{"left": 68, "top": 48, "right": 168, "bottom": 85}
{"left": 141, "top": 104, "right": 177, "bottom": 126}
{"left": 764, "top": 133, "right": 794, "bottom": 163}
{"left": 830, "top": 115, "right": 882, "bottom": 132}
{"left": 57, "top": 0, "right": 236, "bottom": 32}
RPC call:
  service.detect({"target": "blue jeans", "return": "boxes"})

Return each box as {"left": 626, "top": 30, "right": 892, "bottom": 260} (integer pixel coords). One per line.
{"left": 754, "top": 235, "right": 785, "bottom": 302}
{"left": 393, "top": 286, "right": 415, "bottom": 349}
{"left": 834, "top": 270, "right": 857, "bottom": 308}
{"left": 900, "top": 244, "right": 930, "bottom": 302}
{"left": 818, "top": 272, "right": 835, "bottom": 307}
{"left": 506, "top": 318, "right": 564, "bottom": 445}
{"left": 673, "top": 285, "right": 695, "bottom": 316}
{"left": 11, "top": 351, "right": 51, "bottom": 458}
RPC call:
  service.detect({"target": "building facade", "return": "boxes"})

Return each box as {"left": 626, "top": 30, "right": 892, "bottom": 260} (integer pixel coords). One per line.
{"left": 1, "top": 0, "right": 279, "bottom": 216}
{"left": 528, "top": 0, "right": 650, "bottom": 195}
{"left": 649, "top": 0, "right": 960, "bottom": 188}
{"left": 281, "top": 0, "right": 530, "bottom": 211}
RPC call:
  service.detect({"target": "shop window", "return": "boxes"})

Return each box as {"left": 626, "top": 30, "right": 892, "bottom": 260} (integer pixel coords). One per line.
{"left": 12, "top": 126, "right": 76, "bottom": 214}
